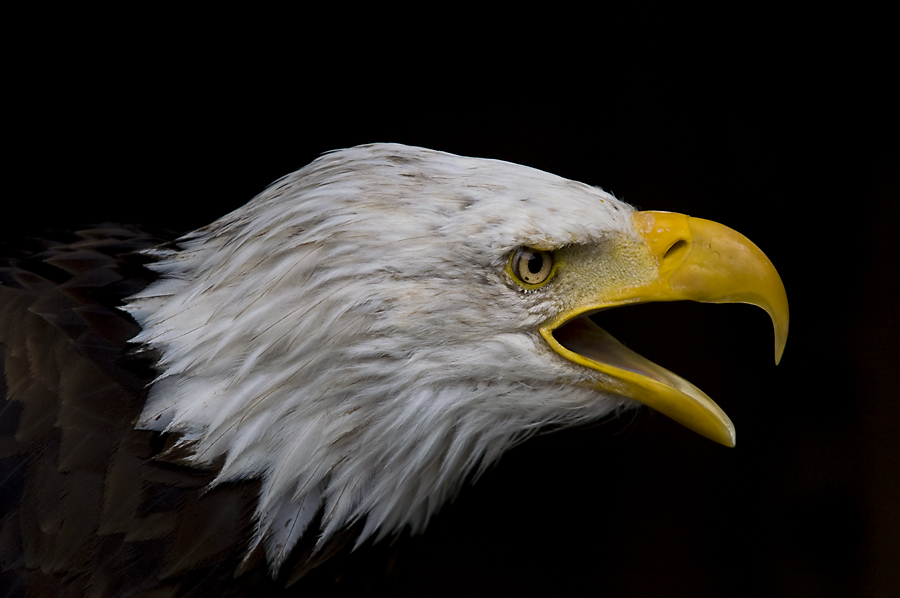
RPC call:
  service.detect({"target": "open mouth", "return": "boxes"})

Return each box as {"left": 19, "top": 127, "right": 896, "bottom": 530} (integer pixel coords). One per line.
{"left": 545, "top": 310, "right": 735, "bottom": 445}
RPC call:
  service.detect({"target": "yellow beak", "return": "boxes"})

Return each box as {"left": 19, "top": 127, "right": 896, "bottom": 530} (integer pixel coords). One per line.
{"left": 540, "top": 211, "right": 789, "bottom": 447}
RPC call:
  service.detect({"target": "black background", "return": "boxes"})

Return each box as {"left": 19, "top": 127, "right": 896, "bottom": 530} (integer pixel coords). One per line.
{"left": 7, "top": 17, "right": 898, "bottom": 597}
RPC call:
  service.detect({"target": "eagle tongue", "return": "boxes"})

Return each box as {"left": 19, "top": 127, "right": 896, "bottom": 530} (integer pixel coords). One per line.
{"left": 553, "top": 316, "right": 670, "bottom": 385}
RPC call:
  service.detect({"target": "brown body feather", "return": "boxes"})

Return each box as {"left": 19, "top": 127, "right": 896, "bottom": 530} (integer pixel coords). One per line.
{"left": 0, "top": 226, "right": 396, "bottom": 597}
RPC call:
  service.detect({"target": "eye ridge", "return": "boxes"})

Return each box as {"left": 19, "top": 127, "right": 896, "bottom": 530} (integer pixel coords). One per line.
{"left": 511, "top": 246, "right": 555, "bottom": 287}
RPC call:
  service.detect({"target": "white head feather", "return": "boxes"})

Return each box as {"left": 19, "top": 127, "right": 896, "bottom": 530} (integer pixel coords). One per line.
{"left": 124, "top": 143, "right": 640, "bottom": 572}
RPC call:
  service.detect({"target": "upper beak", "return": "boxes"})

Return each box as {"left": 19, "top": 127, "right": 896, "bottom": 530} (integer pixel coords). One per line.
{"left": 540, "top": 211, "right": 789, "bottom": 447}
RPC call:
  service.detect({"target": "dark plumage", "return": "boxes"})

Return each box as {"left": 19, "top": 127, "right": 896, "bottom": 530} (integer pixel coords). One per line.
{"left": 0, "top": 227, "right": 384, "bottom": 596}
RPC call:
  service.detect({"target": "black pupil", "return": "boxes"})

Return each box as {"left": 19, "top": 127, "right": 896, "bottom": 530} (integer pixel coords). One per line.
{"left": 527, "top": 253, "right": 543, "bottom": 274}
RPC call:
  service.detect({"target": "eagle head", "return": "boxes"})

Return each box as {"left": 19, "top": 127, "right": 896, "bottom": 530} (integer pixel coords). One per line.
{"left": 123, "top": 143, "right": 788, "bottom": 573}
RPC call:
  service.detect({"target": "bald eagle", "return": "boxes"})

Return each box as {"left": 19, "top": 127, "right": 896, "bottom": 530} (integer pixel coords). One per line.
{"left": 0, "top": 144, "right": 787, "bottom": 596}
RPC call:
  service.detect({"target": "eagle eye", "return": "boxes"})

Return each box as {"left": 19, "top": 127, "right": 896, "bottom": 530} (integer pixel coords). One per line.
{"left": 510, "top": 247, "right": 555, "bottom": 286}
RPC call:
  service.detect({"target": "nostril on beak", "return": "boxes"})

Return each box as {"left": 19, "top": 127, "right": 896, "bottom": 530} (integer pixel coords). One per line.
{"left": 664, "top": 239, "right": 688, "bottom": 261}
